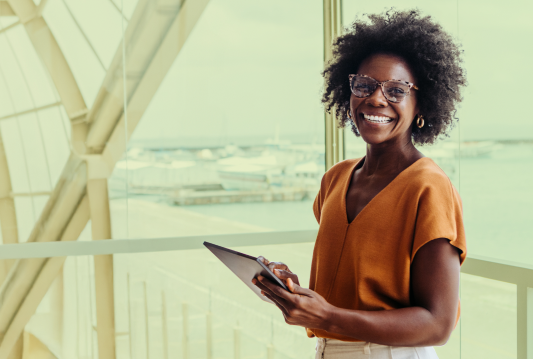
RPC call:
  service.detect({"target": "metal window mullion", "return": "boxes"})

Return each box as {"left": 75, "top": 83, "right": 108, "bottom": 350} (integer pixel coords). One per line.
{"left": 323, "top": 0, "right": 344, "bottom": 171}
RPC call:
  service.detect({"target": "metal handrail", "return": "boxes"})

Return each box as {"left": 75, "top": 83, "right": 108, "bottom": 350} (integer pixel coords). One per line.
{"left": 461, "top": 256, "right": 533, "bottom": 359}
{"left": 1, "top": 230, "right": 532, "bottom": 358}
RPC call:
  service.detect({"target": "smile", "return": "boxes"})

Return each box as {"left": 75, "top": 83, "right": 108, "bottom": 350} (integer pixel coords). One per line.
{"left": 363, "top": 114, "right": 393, "bottom": 124}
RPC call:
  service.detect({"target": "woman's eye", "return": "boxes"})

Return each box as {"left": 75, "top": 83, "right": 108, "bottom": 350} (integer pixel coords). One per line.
{"left": 355, "top": 84, "right": 372, "bottom": 91}
{"left": 388, "top": 87, "right": 406, "bottom": 94}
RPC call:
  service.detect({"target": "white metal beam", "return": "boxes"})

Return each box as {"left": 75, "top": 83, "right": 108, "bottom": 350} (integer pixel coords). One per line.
{"left": 6, "top": 0, "right": 88, "bottom": 154}
{"left": 85, "top": 0, "right": 212, "bottom": 156}
{"left": 87, "top": 179, "right": 115, "bottom": 359}
{"left": 0, "top": 0, "right": 212, "bottom": 357}
{"left": 0, "top": 161, "right": 87, "bottom": 358}
{"left": 0, "top": 102, "right": 62, "bottom": 122}
{"left": 0, "top": 1, "right": 15, "bottom": 17}
{"left": 0, "top": 129, "right": 19, "bottom": 248}
{"left": 0, "top": 128, "right": 19, "bottom": 359}
{"left": 0, "top": 196, "right": 89, "bottom": 359}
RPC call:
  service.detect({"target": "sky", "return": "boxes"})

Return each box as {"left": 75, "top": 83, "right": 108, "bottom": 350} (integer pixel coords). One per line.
{"left": 131, "top": 0, "right": 326, "bottom": 147}
{"left": 2, "top": 0, "right": 533, "bottom": 151}
{"left": 131, "top": 0, "right": 533, "bottom": 145}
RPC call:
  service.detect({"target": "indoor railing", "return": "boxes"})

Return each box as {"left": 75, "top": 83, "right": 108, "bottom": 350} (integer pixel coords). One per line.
{"left": 1, "top": 230, "right": 531, "bottom": 359}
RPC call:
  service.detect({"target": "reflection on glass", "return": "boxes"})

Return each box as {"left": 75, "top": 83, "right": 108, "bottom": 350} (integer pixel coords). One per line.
{"left": 19, "top": 245, "right": 316, "bottom": 358}
{"left": 114, "top": 244, "right": 316, "bottom": 358}
{"left": 112, "top": 0, "right": 325, "bottom": 239}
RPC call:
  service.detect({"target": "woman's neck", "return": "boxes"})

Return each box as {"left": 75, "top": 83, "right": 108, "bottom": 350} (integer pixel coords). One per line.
{"left": 361, "top": 140, "right": 422, "bottom": 177}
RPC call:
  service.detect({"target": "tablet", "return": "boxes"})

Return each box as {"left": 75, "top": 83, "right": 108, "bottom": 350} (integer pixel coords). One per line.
{"left": 203, "top": 241, "right": 288, "bottom": 304}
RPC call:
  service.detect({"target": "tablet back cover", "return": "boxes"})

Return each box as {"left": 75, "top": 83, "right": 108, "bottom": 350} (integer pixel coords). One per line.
{"left": 204, "top": 242, "right": 286, "bottom": 304}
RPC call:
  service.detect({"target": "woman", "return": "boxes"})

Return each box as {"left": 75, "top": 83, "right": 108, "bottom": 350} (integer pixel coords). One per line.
{"left": 252, "top": 9, "right": 467, "bottom": 359}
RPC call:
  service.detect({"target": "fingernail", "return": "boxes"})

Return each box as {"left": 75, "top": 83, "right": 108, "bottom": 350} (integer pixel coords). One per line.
{"left": 252, "top": 278, "right": 256, "bottom": 284}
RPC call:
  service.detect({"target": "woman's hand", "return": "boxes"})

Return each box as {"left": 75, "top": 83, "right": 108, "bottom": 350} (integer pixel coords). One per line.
{"left": 257, "top": 256, "right": 300, "bottom": 287}
{"left": 252, "top": 272, "right": 332, "bottom": 330}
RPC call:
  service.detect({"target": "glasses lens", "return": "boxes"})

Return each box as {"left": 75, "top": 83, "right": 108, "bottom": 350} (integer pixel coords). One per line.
{"left": 351, "top": 75, "right": 377, "bottom": 98}
{"left": 383, "top": 81, "right": 410, "bottom": 103}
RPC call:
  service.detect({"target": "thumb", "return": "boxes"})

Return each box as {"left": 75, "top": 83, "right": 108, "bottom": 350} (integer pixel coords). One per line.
{"left": 287, "top": 278, "right": 313, "bottom": 296}
{"left": 274, "top": 269, "right": 292, "bottom": 280}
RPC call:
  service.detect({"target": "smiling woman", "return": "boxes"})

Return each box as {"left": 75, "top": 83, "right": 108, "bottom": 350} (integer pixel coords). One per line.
{"left": 323, "top": 10, "right": 466, "bottom": 146}
{"left": 253, "top": 9, "right": 467, "bottom": 359}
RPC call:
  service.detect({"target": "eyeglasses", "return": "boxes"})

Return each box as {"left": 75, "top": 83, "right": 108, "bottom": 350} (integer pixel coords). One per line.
{"left": 348, "top": 74, "right": 418, "bottom": 103}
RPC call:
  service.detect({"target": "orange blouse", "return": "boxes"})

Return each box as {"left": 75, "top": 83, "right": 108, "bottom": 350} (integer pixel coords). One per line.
{"left": 306, "top": 157, "right": 467, "bottom": 341}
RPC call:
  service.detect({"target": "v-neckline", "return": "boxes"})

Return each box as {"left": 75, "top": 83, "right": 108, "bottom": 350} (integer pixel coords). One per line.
{"left": 343, "top": 156, "right": 428, "bottom": 225}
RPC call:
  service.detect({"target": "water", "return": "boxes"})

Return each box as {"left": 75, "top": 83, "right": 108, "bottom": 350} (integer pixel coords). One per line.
{"left": 107, "top": 142, "right": 532, "bottom": 359}
{"left": 161, "top": 142, "right": 533, "bottom": 266}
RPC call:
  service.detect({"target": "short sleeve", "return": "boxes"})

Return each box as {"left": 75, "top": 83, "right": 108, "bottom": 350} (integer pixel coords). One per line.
{"left": 411, "top": 179, "right": 467, "bottom": 265}
{"left": 313, "top": 173, "right": 328, "bottom": 224}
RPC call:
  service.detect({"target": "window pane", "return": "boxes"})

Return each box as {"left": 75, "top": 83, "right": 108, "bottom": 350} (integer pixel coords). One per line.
{"left": 115, "top": 243, "right": 316, "bottom": 358}
{"left": 458, "top": 0, "right": 533, "bottom": 264}
{"left": 114, "top": 0, "right": 324, "bottom": 239}
{"left": 460, "top": 274, "right": 517, "bottom": 359}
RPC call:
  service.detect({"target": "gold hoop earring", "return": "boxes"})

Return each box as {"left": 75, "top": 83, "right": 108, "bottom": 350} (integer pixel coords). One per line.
{"left": 417, "top": 115, "right": 424, "bottom": 128}
{"left": 346, "top": 109, "right": 352, "bottom": 120}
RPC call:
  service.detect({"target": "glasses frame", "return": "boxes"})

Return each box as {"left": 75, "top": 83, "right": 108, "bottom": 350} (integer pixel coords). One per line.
{"left": 348, "top": 74, "right": 419, "bottom": 103}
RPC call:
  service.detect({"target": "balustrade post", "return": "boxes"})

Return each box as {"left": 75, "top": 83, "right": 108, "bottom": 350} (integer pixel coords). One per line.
{"left": 234, "top": 323, "right": 241, "bottom": 359}
{"left": 267, "top": 315, "right": 274, "bottom": 359}
{"left": 161, "top": 291, "right": 168, "bottom": 359}
{"left": 143, "top": 282, "right": 150, "bottom": 359}
{"left": 127, "top": 274, "right": 133, "bottom": 359}
{"left": 519, "top": 285, "right": 527, "bottom": 359}
{"left": 526, "top": 287, "right": 533, "bottom": 359}
{"left": 206, "top": 311, "right": 213, "bottom": 359}
{"left": 182, "top": 302, "right": 189, "bottom": 359}
{"left": 267, "top": 344, "right": 274, "bottom": 359}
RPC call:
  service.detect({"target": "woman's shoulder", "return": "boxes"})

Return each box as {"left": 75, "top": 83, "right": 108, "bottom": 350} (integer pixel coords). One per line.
{"left": 323, "top": 158, "right": 361, "bottom": 180}
{"left": 318, "top": 158, "right": 360, "bottom": 191}
{"left": 407, "top": 157, "right": 456, "bottom": 194}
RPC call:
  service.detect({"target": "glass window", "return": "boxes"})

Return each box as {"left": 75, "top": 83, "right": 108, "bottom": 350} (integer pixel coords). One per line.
{"left": 341, "top": 1, "right": 533, "bottom": 357}
{"left": 113, "top": 0, "right": 325, "bottom": 239}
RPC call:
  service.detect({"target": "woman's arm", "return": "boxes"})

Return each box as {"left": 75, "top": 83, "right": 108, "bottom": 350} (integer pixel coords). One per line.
{"left": 253, "top": 238, "right": 461, "bottom": 347}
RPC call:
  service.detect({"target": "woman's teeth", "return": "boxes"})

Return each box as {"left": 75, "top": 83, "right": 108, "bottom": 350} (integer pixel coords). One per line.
{"left": 363, "top": 114, "right": 393, "bottom": 123}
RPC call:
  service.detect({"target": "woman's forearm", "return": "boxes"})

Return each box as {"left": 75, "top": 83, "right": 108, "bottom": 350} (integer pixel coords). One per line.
{"left": 323, "top": 305, "right": 452, "bottom": 347}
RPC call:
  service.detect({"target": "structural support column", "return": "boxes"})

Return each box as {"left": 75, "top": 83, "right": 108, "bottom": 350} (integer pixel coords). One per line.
{"left": 0, "top": 127, "right": 22, "bottom": 359}
{"left": 87, "top": 178, "right": 115, "bottom": 359}
{"left": 323, "top": 0, "right": 344, "bottom": 170}
{"left": 0, "top": 129, "right": 19, "bottom": 282}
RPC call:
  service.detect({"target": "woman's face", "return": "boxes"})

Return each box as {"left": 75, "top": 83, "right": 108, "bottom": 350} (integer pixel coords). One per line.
{"left": 349, "top": 53, "right": 419, "bottom": 146}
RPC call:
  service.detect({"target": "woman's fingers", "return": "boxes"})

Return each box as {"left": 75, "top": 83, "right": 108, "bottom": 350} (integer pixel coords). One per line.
{"left": 286, "top": 279, "right": 315, "bottom": 297}
{"left": 256, "top": 277, "right": 291, "bottom": 311}
{"left": 273, "top": 269, "right": 300, "bottom": 286}
{"left": 267, "top": 261, "right": 292, "bottom": 273}
{"left": 263, "top": 292, "right": 290, "bottom": 316}
{"left": 287, "top": 277, "right": 295, "bottom": 292}
{"left": 252, "top": 277, "right": 272, "bottom": 295}
{"left": 257, "top": 256, "right": 270, "bottom": 265}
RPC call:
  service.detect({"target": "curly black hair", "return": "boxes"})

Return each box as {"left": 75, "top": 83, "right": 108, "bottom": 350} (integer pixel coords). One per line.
{"left": 322, "top": 9, "right": 466, "bottom": 145}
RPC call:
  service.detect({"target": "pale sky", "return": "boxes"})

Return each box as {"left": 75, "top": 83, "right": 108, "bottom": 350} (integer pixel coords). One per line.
{"left": 133, "top": 0, "right": 533, "bottom": 144}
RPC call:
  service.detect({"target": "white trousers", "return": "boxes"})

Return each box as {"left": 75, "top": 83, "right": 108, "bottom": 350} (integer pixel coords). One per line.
{"left": 315, "top": 338, "right": 439, "bottom": 359}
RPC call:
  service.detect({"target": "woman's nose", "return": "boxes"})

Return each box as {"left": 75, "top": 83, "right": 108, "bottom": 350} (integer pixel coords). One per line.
{"left": 364, "top": 86, "right": 388, "bottom": 107}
